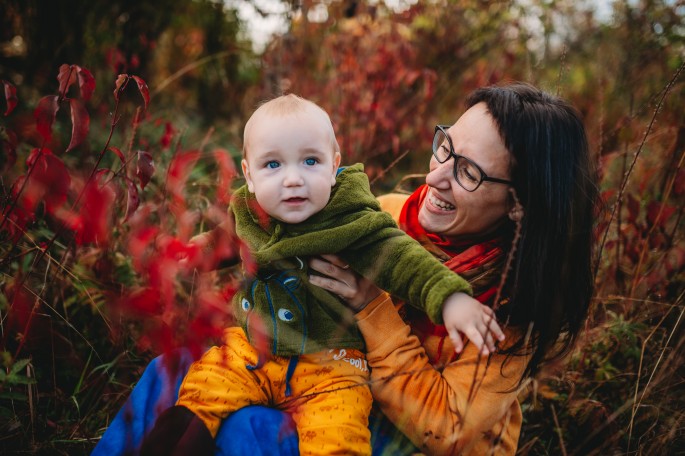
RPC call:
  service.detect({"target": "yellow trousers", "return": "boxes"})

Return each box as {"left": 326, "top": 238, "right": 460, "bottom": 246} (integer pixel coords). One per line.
{"left": 176, "top": 327, "right": 372, "bottom": 455}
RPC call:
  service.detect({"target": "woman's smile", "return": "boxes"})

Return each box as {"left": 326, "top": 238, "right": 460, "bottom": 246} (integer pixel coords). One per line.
{"left": 426, "top": 190, "right": 455, "bottom": 211}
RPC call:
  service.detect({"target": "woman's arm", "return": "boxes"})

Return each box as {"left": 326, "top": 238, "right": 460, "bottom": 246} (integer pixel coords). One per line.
{"left": 309, "top": 256, "right": 525, "bottom": 455}
{"left": 357, "top": 294, "right": 524, "bottom": 455}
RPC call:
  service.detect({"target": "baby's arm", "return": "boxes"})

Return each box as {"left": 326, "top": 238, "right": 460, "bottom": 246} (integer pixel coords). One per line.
{"left": 442, "top": 292, "right": 505, "bottom": 355}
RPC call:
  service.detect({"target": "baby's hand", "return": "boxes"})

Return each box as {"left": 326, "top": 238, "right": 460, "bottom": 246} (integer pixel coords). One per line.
{"left": 442, "top": 292, "right": 505, "bottom": 355}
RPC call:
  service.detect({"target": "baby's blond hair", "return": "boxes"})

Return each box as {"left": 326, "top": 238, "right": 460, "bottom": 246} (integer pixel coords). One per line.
{"left": 243, "top": 94, "right": 340, "bottom": 158}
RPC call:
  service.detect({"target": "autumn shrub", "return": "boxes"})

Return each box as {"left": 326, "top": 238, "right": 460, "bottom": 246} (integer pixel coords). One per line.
{"left": 0, "top": 64, "right": 242, "bottom": 454}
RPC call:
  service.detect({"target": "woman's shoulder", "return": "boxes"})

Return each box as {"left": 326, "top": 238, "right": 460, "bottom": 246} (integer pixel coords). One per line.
{"left": 378, "top": 193, "right": 409, "bottom": 223}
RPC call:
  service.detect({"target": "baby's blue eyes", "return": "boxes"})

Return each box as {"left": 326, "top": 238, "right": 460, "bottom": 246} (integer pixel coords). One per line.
{"left": 265, "top": 158, "right": 318, "bottom": 168}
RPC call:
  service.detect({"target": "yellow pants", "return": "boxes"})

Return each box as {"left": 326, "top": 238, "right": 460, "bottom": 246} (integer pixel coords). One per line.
{"left": 176, "top": 327, "right": 372, "bottom": 456}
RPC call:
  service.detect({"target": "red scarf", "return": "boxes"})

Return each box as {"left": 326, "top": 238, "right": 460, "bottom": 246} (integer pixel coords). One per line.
{"left": 399, "top": 185, "right": 506, "bottom": 347}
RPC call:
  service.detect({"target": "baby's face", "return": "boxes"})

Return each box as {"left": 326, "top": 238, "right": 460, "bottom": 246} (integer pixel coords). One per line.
{"left": 241, "top": 110, "right": 341, "bottom": 224}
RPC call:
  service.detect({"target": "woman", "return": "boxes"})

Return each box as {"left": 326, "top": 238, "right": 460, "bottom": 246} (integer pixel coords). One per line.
{"left": 307, "top": 82, "right": 598, "bottom": 454}
{"left": 93, "top": 82, "right": 597, "bottom": 455}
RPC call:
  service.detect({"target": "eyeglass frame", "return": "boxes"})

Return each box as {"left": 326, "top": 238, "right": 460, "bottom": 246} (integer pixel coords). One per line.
{"left": 433, "top": 124, "right": 513, "bottom": 192}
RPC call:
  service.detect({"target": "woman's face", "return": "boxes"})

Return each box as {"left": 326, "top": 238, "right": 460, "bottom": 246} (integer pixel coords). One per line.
{"left": 418, "top": 102, "right": 513, "bottom": 240}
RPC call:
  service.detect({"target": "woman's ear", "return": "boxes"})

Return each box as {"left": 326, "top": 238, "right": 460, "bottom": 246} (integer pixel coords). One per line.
{"left": 507, "top": 187, "right": 524, "bottom": 222}
{"left": 508, "top": 204, "right": 524, "bottom": 222}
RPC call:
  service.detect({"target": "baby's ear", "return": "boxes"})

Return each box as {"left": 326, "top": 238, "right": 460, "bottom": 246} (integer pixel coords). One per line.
{"left": 241, "top": 159, "right": 255, "bottom": 193}
{"left": 331, "top": 152, "right": 341, "bottom": 186}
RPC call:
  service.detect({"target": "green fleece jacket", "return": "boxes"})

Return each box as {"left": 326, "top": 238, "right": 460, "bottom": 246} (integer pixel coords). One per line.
{"left": 231, "top": 163, "right": 471, "bottom": 356}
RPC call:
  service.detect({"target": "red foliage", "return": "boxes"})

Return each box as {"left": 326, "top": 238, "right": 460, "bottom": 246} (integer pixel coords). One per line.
{"left": 131, "top": 75, "right": 150, "bottom": 110}
{"left": 73, "top": 178, "right": 117, "bottom": 245}
{"left": 214, "top": 148, "right": 237, "bottom": 206}
{"left": 646, "top": 201, "right": 676, "bottom": 230}
{"left": 124, "top": 176, "right": 140, "bottom": 222}
{"left": 2, "top": 79, "right": 18, "bottom": 116}
{"left": 160, "top": 121, "right": 176, "bottom": 149}
{"left": 113, "top": 74, "right": 150, "bottom": 111}
{"left": 34, "top": 95, "right": 59, "bottom": 143}
{"left": 66, "top": 98, "right": 90, "bottom": 151}
{"left": 108, "top": 146, "right": 126, "bottom": 165}
{"left": 136, "top": 150, "right": 155, "bottom": 189}
{"left": 166, "top": 150, "right": 200, "bottom": 217}
{"left": 3, "top": 148, "right": 71, "bottom": 239}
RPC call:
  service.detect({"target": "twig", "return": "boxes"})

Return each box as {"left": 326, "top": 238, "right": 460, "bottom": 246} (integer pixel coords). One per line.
{"left": 551, "top": 403, "right": 568, "bottom": 456}
{"left": 594, "top": 60, "right": 685, "bottom": 276}
{"left": 627, "top": 289, "right": 684, "bottom": 451}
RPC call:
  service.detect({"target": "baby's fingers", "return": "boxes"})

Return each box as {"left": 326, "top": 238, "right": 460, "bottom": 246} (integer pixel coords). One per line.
{"left": 448, "top": 328, "right": 464, "bottom": 354}
{"left": 464, "top": 327, "right": 489, "bottom": 355}
{"left": 481, "top": 305, "right": 506, "bottom": 342}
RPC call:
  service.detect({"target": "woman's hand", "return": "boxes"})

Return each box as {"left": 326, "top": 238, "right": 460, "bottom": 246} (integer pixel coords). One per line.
{"left": 308, "top": 254, "right": 384, "bottom": 312}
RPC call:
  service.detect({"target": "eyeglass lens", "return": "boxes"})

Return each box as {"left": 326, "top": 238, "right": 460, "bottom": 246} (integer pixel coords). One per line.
{"left": 433, "top": 128, "right": 483, "bottom": 191}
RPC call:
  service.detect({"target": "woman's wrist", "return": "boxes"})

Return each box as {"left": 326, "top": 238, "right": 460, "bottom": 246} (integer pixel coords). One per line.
{"left": 355, "top": 292, "right": 391, "bottom": 318}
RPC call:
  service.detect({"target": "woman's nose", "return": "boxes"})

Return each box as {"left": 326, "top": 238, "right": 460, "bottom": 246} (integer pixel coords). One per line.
{"left": 425, "top": 155, "right": 452, "bottom": 189}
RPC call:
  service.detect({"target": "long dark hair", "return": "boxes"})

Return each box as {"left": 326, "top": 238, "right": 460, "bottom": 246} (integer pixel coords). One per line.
{"left": 466, "top": 82, "right": 599, "bottom": 380}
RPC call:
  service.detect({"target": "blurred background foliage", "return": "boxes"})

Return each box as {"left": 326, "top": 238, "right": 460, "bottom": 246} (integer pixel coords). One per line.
{"left": 0, "top": 0, "right": 684, "bottom": 454}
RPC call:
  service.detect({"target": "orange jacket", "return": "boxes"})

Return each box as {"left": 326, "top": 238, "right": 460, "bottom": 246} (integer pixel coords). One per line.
{"left": 355, "top": 193, "right": 526, "bottom": 455}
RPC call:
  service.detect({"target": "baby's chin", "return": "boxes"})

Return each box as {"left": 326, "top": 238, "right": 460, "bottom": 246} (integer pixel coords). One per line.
{"left": 272, "top": 212, "right": 313, "bottom": 224}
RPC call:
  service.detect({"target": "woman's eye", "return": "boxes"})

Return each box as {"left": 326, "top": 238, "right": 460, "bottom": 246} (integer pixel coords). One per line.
{"left": 459, "top": 162, "right": 480, "bottom": 182}
{"left": 266, "top": 161, "right": 280, "bottom": 169}
{"left": 304, "top": 157, "right": 318, "bottom": 166}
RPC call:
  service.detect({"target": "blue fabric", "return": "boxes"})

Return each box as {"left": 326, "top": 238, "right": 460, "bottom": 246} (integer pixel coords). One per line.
{"left": 91, "top": 350, "right": 299, "bottom": 456}
{"left": 92, "top": 351, "right": 413, "bottom": 455}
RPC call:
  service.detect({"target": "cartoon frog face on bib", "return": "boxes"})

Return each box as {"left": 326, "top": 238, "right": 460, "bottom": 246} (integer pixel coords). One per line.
{"left": 236, "top": 269, "right": 309, "bottom": 355}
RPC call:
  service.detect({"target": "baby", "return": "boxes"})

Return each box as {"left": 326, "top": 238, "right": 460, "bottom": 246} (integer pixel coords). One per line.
{"left": 142, "top": 94, "right": 504, "bottom": 455}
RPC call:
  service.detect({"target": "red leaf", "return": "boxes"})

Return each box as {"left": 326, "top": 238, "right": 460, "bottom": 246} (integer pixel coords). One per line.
{"left": 66, "top": 98, "right": 90, "bottom": 152}
{"left": 76, "top": 66, "right": 96, "bottom": 101}
{"left": 160, "top": 121, "right": 175, "bottom": 149}
{"left": 167, "top": 150, "right": 200, "bottom": 208}
{"left": 94, "top": 168, "right": 112, "bottom": 183}
{"left": 646, "top": 201, "right": 676, "bottom": 229}
{"left": 57, "top": 64, "right": 77, "bottom": 98}
{"left": 75, "top": 179, "right": 116, "bottom": 245}
{"left": 624, "top": 193, "right": 640, "bottom": 224}
{"left": 34, "top": 95, "right": 59, "bottom": 143}
{"left": 124, "top": 177, "right": 140, "bottom": 221}
{"left": 122, "top": 287, "right": 161, "bottom": 316}
{"left": 20, "top": 148, "right": 70, "bottom": 216}
{"left": 136, "top": 150, "right": 155, "bottom": 189}
{"left": 108, "top": 146, "right": 126, "bottom": 165}
{"left": 131, "top": 75, "right": 150, "bottom": 110}
{"left": 2, "top": 80, "right": 18, "bottom": 116}
{"left": 113, "top": 74, "right": 129, "bottom": 101}
{"left": 128, "top": 226, "right": 159, "bottom": 272}
{"left": 214, "top": 148, "right": 236, "bottom": 205}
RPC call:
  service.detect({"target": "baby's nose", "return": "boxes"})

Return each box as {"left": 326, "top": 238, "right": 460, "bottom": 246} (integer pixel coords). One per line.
{"left": 283, "top": 168, "right": 304, "bottom": 186}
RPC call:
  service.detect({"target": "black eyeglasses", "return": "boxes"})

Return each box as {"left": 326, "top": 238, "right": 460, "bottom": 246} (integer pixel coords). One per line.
{"left": 432, "top": 125, "right": 513, "bottom": 192}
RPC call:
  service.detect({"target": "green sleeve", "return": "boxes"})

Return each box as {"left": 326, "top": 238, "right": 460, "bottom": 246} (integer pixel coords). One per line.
{"left": 340, "top": 228, "right": 472, "bottom": 325}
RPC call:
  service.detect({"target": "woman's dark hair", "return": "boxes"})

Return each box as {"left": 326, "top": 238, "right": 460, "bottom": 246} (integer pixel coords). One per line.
{"left": 466, "top": 82, "right": 599, "bottom": 380}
